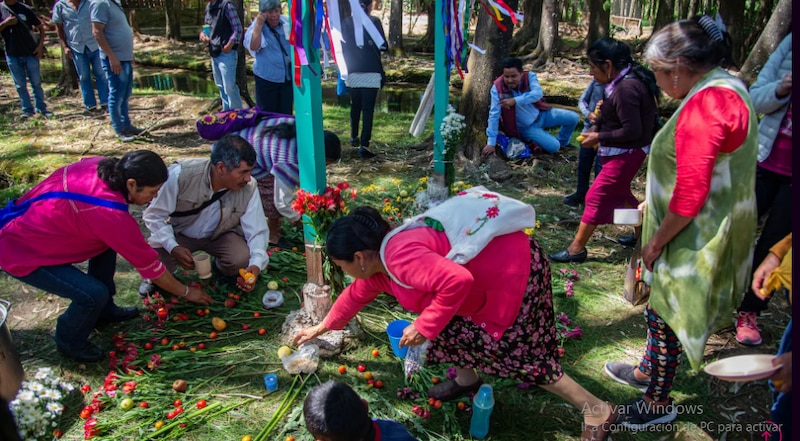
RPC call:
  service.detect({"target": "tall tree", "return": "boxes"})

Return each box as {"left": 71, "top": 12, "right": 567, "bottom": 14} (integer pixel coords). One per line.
{"left": 388, "top": 0, "right": 404, "bottom": 55}
{"left": 528, "top": 0, "right": 557, "bottom": 68}
{"left": 510, "top": 0, "right": 543, "bottom": 54}
{"left": 459, "top": 1, "right": 516, "bottom": 160}
{"left": 718, "top": 0, "right": 745, "bottom": 66}
{"left": 739, "top": 0, "right": 790, "bottom": 84}
{"left": 164, "top": 0, "right": 182, "bottom": 40}
{"left": 586, "top": 0, "right": 609, "bottom": 46}
{"left": 652, "top": 0, "right": 675, "bottom": 33}
{"left": 417, "top": 0, "right": 435, "bottom": 51}
{"left": 56, "top": 48, "right": 79, "bottom": 94}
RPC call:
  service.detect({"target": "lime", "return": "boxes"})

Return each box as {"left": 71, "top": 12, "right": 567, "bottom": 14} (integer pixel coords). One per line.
{"left": 119, "top": 398, "right": 135, "bottom": 411}
{"left": 277, "top": 345, "right": 292, "bottom": 359}
{"left": 267, "top": 281, "right": 279, "bottom": 290}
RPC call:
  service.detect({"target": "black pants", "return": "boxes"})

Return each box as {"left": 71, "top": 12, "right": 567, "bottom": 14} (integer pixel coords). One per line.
{"left": 349, "top": 87, "right": 379, "bottom": 148}
{"left": 738, "top": 166, "right": 792, "bottom": 314}
{"left": 254, "top": 76, "right": 293, "bottom": 115}
{"left": 574, "top": 145, "right": 602, "bottom": 196}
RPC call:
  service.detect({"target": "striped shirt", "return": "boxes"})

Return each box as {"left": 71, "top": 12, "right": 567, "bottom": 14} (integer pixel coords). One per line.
{"left": 236, "top": 117, "right": 299, "bottom": 187}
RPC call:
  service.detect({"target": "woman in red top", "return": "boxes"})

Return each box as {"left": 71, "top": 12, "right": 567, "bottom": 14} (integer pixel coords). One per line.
{"left": 295, "top": 206, "right": 617, "bottom": 440}
{"left": 0, "top": 151, "right": 213, "bottom": 362}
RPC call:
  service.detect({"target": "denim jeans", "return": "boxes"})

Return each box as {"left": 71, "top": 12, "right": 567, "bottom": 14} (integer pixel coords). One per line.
{"left": 10, "top": 248, "right": 119, "bottom": 351}
{"left": 101, "top": 58, "right": 133, "bottom": 134}
{"left": 73, "top": 47, "right": 109, "bottom": 109}
{"left": 5, "top": 54, "right": 47, "bottom": 114}
{"left": 211, "top": 50, "right": 242, "bottom": 110}
{"left": 518, "top": 107, "right": 580, "bottom": 153}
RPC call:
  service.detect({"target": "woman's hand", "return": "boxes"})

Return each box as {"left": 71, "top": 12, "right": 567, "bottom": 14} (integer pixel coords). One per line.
{"left": 751, "top": 253, "right": 781, "bottom": 300}
{"left": 294, "top": 323, "right": 327, "bottom": 346}
{"left": 399, "top": 323, "right": 426, "bottom": 348}
{"left": 770, "top": 352, "right": 792, "bottom": 394}
{"left": 640, "top": 240, "right": 663, "bottom": 272}
{"left": 579, "top": 131, "right": 600, "bottom": 148}
{"left": 186, "top": 285, "right": 214, "bottom": 305}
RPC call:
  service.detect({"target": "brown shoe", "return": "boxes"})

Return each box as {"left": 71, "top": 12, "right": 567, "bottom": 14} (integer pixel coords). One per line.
{"left": 427, "top": 378, "right": 483, "bottom": 402}
{"left": 581, "top": 402, "right": 618, "bottom": 441}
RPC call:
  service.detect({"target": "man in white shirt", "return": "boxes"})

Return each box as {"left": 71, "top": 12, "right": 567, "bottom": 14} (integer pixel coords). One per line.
{"left": 142, "top": 134, "right": 269, "bottom": 292}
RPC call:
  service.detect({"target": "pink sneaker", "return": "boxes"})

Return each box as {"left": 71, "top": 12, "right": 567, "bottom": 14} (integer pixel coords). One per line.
{"left": 735, "top": 311, "right": 762, "bottom": 346}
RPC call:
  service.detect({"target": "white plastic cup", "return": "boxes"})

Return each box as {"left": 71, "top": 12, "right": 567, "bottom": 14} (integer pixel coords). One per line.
{"left": 613, "top": 208, "right": 642, "bottom": 226}
{"left": 193, "top": 253, "right": 212, "bottom": 279}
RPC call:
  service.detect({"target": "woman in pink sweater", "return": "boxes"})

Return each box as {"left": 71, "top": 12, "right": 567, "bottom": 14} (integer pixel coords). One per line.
{"left": 295, "top": 206, "right": 617, "bottom": 440}
{"left": 0, "top": 151, "right": 212, "bottom": 362}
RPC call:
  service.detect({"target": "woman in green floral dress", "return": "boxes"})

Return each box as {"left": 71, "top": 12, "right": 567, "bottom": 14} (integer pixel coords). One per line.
{"left": 603, "top": 15, "right": 758, "bottom": 430}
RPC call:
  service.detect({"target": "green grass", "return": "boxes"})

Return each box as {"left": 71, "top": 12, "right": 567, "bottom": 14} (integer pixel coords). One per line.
{"left": 0, "top": 69, "right": 788, "bottom": 441}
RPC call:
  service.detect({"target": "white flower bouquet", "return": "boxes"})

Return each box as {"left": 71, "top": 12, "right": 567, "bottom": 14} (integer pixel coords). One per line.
{"left": 10, "top": 367, "right": 74, "bottom": 441}
{"left": 440, "top": 104, "right": 466, "bottom": 156}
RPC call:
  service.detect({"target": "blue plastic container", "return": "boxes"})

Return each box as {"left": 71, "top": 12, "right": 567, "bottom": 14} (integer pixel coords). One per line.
{"left": 264, "top": 373, "right": 278, "bottom": 392}
{"left": 469, "top": 384, "right": 495, "bottom": 439}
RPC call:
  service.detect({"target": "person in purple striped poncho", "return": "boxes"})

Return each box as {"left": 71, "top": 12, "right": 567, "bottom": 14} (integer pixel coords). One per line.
{"left": 235, "top": 116, "right": 341, "bottom": 248}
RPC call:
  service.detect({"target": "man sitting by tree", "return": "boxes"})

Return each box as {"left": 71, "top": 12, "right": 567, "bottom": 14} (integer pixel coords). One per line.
{"left": 140, "top": 134, "right": 269, "bottom": 294}
{"left": 482, "top": 57, "right": 579, "bottom": 157}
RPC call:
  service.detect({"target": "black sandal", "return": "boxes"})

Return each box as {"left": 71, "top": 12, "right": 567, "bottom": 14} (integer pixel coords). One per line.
{"left": 427, "top": 378, "right": 483, "bottom": 402}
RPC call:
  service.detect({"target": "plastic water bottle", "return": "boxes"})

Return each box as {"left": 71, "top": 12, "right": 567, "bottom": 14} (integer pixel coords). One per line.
{"left": 469, "top": 384, "right": 495, "bottom": 439}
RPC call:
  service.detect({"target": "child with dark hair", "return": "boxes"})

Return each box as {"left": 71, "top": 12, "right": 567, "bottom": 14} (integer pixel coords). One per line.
{"left": 303, "top": 381, "right": 418, "bottom": 441}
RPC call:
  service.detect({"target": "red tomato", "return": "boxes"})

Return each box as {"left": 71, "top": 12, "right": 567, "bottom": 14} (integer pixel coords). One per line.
{"left": 173, "top": 399, "right": 182, "bottom": 407}
{"left": 161, "top": 337, "right": 169, "bottom": 345}
{"left": 79, "top": 409, "right": 91, "bottom": 419}
{"left": 357, "top": 363, "right": 366, "bottom": 372}
{"left": 375, "top": 380, "right": 384, "bottom": 389}
{"left": 196, "top": 399, "right": 207, "bottom": 409}
{"left": 433, "top": 399, "right": 442, "bottom": 409}
{"left": 258, "top": 328, "right": 266, "bottom": 335}
{"left": 80, "top": 384, "right": 91, "bottom": 393}
{"left": 337, "top": 365, "right": 347, "bottom": 374}
{"left": 253, "top": 312, "right": 261, "bottom": 318}
{"left": 427, "top": 397, "right": 435, "bottom": 406}
{"left": 180, "top": 423, "right": 187, "bottom": 428}
{"left": 457, "top": 401, "right": 466, "bottom": 411}
{"left": 242, "top": 324, "right": 250, "bottom": 330}
{"left": 281, "top": 277, "right": 289, "bottom": 283}
{"left": 198, "top": 343, "right": 206, "bottom": 349}
{"left": 209, "top": 332, "right": 218, "bottom": 339}
{"left": 431, "top": 376, "right": 440, "bottom": 384}
{"left": 371, "top": 349, "right": 380, "bottom": 357}
{"left": 144, "top": 342, "right": 153, "bottom": 350}
{"left": 108, "top": 351, "right": 116, "bottom": 358}
{"left": 139, "top": 401, "right": 149, "bottom": 408}
{"left": 166, "top": 411, "right": 176, "bottom": 419}
{"left": 156, "top": 307, "right": 168, "bottom": 320}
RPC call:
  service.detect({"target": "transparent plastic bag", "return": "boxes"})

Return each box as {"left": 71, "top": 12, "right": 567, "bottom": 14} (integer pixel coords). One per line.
{"left": 404, "top": 340, "right": 430, "bottom": 378}
{"left": 281, "top": 344, "right": 319, "bottom": 374}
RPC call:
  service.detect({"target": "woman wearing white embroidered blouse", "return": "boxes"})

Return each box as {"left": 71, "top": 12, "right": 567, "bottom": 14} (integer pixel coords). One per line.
{"left": 244, "top": 0, "right": 292, "bottom": 114}
{"left": 295, "top": 204, "right": 617, "bottom": 440}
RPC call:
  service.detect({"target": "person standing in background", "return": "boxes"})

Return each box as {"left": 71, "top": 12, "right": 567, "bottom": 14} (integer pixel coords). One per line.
{"left": 53, "top": 0, "right": 109, "bottom": 115}
{"left": 563, "top": 79, "right": 604, "bottom": 208}
{"left": 91, "top": 0, "right": 140, "bottom": 141}
{"left": 200, "top": 0, "right": 243, "bottom": 111}
{"left": 734, "top": 32, "right": 792, "bottom": 347}
{"left": 0, "top": 0, "right": 51, "bottom": 118}
{"left": 244, "top": 0, "right": 292, "bottom": 115}
{"left": 340, "top": 0, "right": 387, "bottom": 159}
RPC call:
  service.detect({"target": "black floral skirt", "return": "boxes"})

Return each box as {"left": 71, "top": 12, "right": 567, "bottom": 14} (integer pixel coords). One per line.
{"left": 426, "top": 237, "right": 563, "bottom": 385}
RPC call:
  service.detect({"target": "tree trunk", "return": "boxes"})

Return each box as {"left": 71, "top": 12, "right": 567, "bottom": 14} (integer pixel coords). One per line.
{"left": 530, "top": 0, "right": 557, "bottom": 68}
{"left": 388, "top": 0, "right": 404, "bottom": 55}
{"left": 687, "top": 0, "right": 698, "bottom": 17}
{"left": 231, "top": 0, "right": 254, "bottom": 106}
{"left": 652, "top": 0, "right": 675, "bottom": 33}
{"left": 459, "top": 2, "right": 515, "bottom": 161}
{"left": 417, "top": 0, "right": 435, "bottom": 52}
{"left": 128, "top": 9, "right": 141, "bottom": 34}
{"left": 718, "top": 0, "right": 745, "bottom": 67}
{"left": 511, "top": 0, "right": 543, "bottom": 53}
{"left": 165, "top": 0, "right": 182, "bottom": 40}
{"left": 55, "top": 48, "right": 79, "bottom": 94}
{"left": 586, "top": 0, "right": 609, "bottom": 46}
{"left": 738, "top": 0, "right": 791, "bottom": 85}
